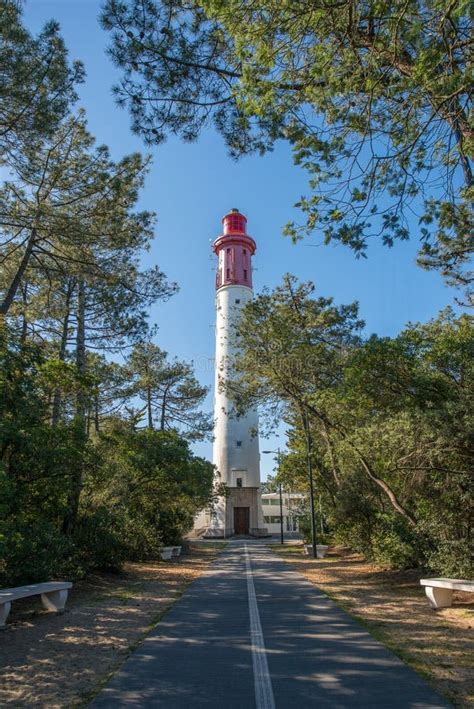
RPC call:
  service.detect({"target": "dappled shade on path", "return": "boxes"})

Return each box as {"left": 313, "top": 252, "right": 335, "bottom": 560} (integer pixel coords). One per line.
{"left": 276, "top": 546, "right": 473, "bottom": 706}
{"left": 92, "top": 542, "right": 449, "bottom": 708}
{"left": 0, "top": 549, "right": 218, "bottom": 706}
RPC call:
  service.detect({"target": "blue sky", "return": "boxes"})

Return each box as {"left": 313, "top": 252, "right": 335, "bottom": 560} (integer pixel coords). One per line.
{"left": 24, "top": 1, "right": 462, "bottom": 478}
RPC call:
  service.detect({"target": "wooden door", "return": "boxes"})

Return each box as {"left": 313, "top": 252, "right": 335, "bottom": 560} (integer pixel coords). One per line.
{"left": 234, "top": 507, "right": 250, "bottom": 534}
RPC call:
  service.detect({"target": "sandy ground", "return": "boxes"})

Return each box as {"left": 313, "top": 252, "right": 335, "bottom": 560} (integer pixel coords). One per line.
{"left": 272, "top": 544, "right": 473, "bottom": 708}
{"left": 1, "top": 542, "right": 471, "bottom": 707}
{"left": 0, "top": 544, "right": 223, "bottom": 707}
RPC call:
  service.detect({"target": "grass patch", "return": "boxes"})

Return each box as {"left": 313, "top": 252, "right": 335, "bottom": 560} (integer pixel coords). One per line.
{"left": 267, "top": 544, "right": 302, "bottom": 555}
{"left": 188, "top": 541, "right": 228, "bottom": 550}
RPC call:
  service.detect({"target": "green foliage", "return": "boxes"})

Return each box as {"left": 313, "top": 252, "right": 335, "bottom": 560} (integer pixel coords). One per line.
{"left": 0, "top": 323, "right": 214, "bottom": 586}
{"left": 330, "top": 473, "right": 378, "bottom": 553}
{"left": 0, "top": 519, "right": 73, "bottom": 587}
{"left": 370, "top": 517, "right": 421, "bottom": 570}
{"left": 232, "top": 276, "right": 473, "bottom": 576}
{"left": 0, "top": 0, "right": 84, "bottom": 160}
{"left": 69, "top": 510, "right": 130, "bottom": 574}
{"left": 0, "top": 0, "right": 470, "bottom": 591}
{"left": 124, "top": 342, "right": 211, "bottom": 438}
{"left": 90, "top": 423, "right": 214, "bottom": 549}
{"left": 297, "top": 516, "right": 310, "bottom": 545}
{"left": 260, "top": 475, "right": 279, "bottom": 493}
{"left": 297, "top": 516, "right": 314, "bottom": 546}
{"left": 0, "top": 5, "right": 217, "bottom": 588}
{"left": 424, "top": 539, "right": 473, "bottom": 579}
{"left": 0, "top": 112, "right": 175, "bottom": 323}
{"left": 103, "top": 0, "right": 473, "bottom": 301}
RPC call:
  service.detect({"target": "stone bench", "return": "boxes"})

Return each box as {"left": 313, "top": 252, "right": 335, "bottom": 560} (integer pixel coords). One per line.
{"left": 420, "top": 577, "right": 473, "bottom": 609}
{"left": 0, "top": 581, "right": 72, "bottom": 628}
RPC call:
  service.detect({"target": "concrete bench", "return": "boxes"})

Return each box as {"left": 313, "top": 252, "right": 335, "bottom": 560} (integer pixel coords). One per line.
{"left": 420, "top": 577, "right": 473, "bottom": 609}
{"left": 0, "top": 581, "right": 72, "bottom": 628}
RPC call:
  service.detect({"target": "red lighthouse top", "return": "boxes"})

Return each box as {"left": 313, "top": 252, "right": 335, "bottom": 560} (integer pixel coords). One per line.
{"left": 214, "top": 209, "right": 256, "bottom": 290}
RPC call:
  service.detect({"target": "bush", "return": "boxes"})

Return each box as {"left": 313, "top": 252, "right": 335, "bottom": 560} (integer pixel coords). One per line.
{"left": 298, "top": 514, "right": 331, "bottom": 546}
{"left": 370, "top": 529, "right": 417, "bottom": 569}
{"left": 298, "top": 515, "right": 312, "bottom": 545}
{"left": 119, "top": 514, "right": 163, "bottom": 561}
{"left": 425, "top": 538, "right": 473, "bottom": 579}
{"left": 367, "top": 515, "right": 423, "bottom": 570}
{"left": 70, "top": 509, "right": 129, "bottom": 574}
{"left": 0, "top": 329, "right": 215, "bottom": 587}
{"left": 0, "top": 507, "right": 164, "bottom": 587}
{"left": 0, "top": 519, "right": 73, "bottom": 586}
{"left": 156, "top": 506, "right": 194, "bottom": 546}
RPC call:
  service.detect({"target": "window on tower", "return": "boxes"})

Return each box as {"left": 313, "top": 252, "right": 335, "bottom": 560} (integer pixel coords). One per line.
{"left": 226, "top": 268, "right": 230, "bottom": 279}
{"left": 243, "top": 269, "right": 247, "bottom": 280}
{"left": 236, "top": 478, "right": 243, "bottom": 488}
{"left": 235, "top": 299, "right": 240, "bottom": 304}
{"left": 236, "top": 441, "right": 242, "bottom": 447}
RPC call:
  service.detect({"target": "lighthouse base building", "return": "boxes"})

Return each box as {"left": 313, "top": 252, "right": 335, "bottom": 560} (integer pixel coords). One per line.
{"left": 208, "top": 489, "right": 267, "bottom": 538}
{"left": 199, "top": 209, "right": 268, "bottom": 538}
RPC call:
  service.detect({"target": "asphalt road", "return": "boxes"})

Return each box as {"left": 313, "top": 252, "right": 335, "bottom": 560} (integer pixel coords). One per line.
{"left": 91, "top": 541, "right": 449, "bottom": 708}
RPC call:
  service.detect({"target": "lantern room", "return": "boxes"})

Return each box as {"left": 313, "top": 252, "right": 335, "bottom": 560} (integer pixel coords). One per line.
{"left": 213, "top": 209, "right": 257, "bottom": 290}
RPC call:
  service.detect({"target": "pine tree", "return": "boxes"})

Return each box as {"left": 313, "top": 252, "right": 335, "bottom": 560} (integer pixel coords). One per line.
{"left": 0, "top": 0, "right": 83, "bottom": 161}
{"left": 125, "top": 342, "right": 212, "bottom": 440}
{"left": 102, "top": 0, "right": 473, "bottom": 300}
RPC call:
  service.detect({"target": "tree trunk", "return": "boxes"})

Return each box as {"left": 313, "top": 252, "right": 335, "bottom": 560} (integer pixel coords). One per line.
{"left": 63, "top": 279, "right": 87, "bottom": 535}
{"left": 20, "top": 282, "right": 28, "bottom": 344}
{"left": 355, "top": 448, "right": 417, "bottom": 526}
{"left": 147, "top": 385, "right": 153, "bottom": 429}
{"left": 160, "top": 388, "right": 168, "bottom": 431}
{"left": 94, "top": 393, "right": 100, "bottom": 433}
{"left": 51, "top": 279, "right": 75, "bottom": 426}
{"left": 441, "top": 101, "right": 472, "bottom": 187}
{"left": 0, "top": 228, "right": 37, "bottom": 316}
{"left": 308, "top": 404, "right": 417, "bottom": 526}
{"left": 321, "top": 421, "right": 341, "bottom": 488}
{"left": 302, "top": 409, "right": 318, "bottom": 559}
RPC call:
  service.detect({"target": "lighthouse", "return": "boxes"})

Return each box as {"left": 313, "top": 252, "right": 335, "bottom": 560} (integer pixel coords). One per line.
{"left": 206, "top": 209, "right": 267, "bottom": 537}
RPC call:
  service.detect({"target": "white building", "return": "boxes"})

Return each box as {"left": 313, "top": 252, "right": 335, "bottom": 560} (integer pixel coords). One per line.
{"left": 203, "top": 209, "right": 268, "bottom": 538}
{"left": 261, "top": 492, "right": 305, "bottom": 535}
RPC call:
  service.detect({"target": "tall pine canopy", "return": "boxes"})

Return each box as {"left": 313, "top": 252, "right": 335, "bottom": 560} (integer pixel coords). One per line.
{"left": 102, "top": 0, "right": 473, "bottom": 300}
{"left": 0, "top": 0, "right": 83, "bottom": 161}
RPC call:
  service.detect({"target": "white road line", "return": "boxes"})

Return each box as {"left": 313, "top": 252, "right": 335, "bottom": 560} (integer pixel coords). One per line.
{"left": 245, "top": 544, "right": 276, "bottom": 709}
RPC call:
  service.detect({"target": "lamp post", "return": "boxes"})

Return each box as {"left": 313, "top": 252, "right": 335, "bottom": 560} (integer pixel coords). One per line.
{"left": 278, "top": 480, "right": 284, "bottom": 546}
{"left": 262, "top": 448, "right": 284, "bottom": 545}
{"left": 302, "top": 410, "right": 318, "bottom": 559}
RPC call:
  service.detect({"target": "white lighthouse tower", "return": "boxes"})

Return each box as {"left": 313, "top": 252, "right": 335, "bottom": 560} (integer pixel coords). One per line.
{"left": 206, "top": 209, "right": 267, "bottom": 537}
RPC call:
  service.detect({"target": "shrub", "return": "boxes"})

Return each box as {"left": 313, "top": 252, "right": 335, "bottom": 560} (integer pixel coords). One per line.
{"left": 298, "top": 514, "right": 331, "bottom": 546}
{"left": 369, "top": 516, "right": 421, "bottom": 570}
{"left": 425, "top": 538, "right": 473, "bottom": 578}
{"left": 0, "top": 519, "right": 73, "bottom": 586}
{"left": 119, "top": 514, "right": 162, "bottom": 561}
{"left": 156, "top": 506, "right": 194, "bottom": 546}
{"left": 71, "top": 509, "right": 129, "bottom": 574}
